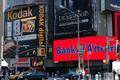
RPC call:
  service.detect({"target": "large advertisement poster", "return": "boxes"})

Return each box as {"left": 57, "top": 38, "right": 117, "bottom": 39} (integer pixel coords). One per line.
{"left": 53, "top": 36, "right": 118, "bottom": 62}
{"left": 22, "top": 20, "right": 35, "bottom": 33}
{"left": 37, "top": 5, "right": 46, "bottom": 56}
{"left": 54, "top": 0, "right": 93, "bottom": 36}
{"left": 106, "top": 0, "right": 120, "bottom": 12}
{"left": 4, "top": 5, "right": 46, "bottom": 58}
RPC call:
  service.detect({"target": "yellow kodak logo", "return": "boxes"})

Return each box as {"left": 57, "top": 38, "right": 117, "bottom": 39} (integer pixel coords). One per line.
{"left": 7, "top": 7, "right": 33, "bottom": 20}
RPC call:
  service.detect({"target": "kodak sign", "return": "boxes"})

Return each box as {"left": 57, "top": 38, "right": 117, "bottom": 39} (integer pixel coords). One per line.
{"left": 7, "top": 7, "right": 33, "bottom": 20}
{"left": 38, "top": 5, "right": 46, "bottom": 56}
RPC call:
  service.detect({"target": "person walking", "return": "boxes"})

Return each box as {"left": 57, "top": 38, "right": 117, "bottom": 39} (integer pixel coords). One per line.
{"left": 113, "top": 70, "right": 116, "bottom": 80}
{"left": 3, "top": 70, "right": 6, "bottom": 79}
{"left": 85, "top": 68, "right": 88, "bottom": 80}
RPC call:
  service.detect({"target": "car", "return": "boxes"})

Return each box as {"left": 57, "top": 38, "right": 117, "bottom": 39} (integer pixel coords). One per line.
{"left": 0, "top": 75, "right": 4, "bottom": 80}
{"left": 10, "top": 72, "right": 20, "bottom": 80}
{"left": 47, "top": 77, "right": 64, "bottom": 80}
{"left": 17, "top": 70, "right": 47, "bottom": 80}
{"left": 62, "top": 71, "right": 79, "bottom": 80}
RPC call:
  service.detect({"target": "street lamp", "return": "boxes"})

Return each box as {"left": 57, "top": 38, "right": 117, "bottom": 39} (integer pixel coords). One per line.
{"left": 106, "top": 37, "right": 110, "bottom": 72}
{"left": 59, "top": 5, "right": 81, "bottom": 80}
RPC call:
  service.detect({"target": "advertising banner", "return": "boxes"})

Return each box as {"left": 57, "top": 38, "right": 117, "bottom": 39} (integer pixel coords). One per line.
{"left": 13, "top": 20, "right": 21, "bottom": 36}
{"left": 53, "top": 36, "right": 118, "bottom": 62}
{"left": 31, "top": 57, "right": 43, "bottom": 67}
{"left": 22, "top": 20, "right": 35, "bottom": 33}
{"left": 37, "top": 5, "right": 46, "bottom": 56}
{"left": 4, "top": 5, "right": 46, "bottom": 58}
{"left": 6, "top": 22, "right": 12, "bottom": 37}
{"left": 54, "top": 0, "right": 93, "bottom": 36}
{"left": 105, "top": 0, "right": 120, "bottom": 12}
{"left": 16, "top": 58, "right": 30, "bottom": 67}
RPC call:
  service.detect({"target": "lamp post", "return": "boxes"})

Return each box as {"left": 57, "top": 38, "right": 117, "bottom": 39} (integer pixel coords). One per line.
{"left": 59, "top": 5, "right": 81, "bottom": 80}
{"left": 106, "top": 37, "right": 109, "bottom": 72}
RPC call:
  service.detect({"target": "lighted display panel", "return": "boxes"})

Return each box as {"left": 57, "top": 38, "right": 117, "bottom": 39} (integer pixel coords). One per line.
{"left": 53, "top": 36, "right": 117, "bottom": 62}
{"left": 4, "top": 5, "right": 46, "bottom": 58}
{"left": 105, "top": 0, "right": 120, "bottom": 12}
{"left": 54, "top": 0, "right": 95, "bottom": 38}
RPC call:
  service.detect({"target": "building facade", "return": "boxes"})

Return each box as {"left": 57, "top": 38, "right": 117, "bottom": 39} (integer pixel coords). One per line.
{"left": 3, "top": 0, "right": 120, "bottom": 74}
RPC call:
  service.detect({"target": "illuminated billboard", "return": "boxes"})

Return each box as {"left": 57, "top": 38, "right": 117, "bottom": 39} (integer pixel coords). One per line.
{"left": 105, "top": 0, "right": 120, "bottom": 12}
{"left": 54, "top": 0, "right": 94, "bottom": 37}
{"left": 53, "top": 36, "right": 118, "bottom": 62}
{"left": 4, "top": 5, "right": 46, "bottom": 58}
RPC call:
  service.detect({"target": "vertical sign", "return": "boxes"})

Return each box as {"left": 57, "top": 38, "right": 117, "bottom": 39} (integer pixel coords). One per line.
{"left": 38, "top": 5, "right": 46, "bottom": 56}
{"left": 13, "top": 20, "right": 21, "bottom": 36}
{"left": 7, "top": 22, "right": 12, "bottom": 37}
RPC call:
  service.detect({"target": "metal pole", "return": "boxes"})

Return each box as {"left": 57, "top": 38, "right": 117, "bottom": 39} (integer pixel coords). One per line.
{"left": 105, "top": 15, "right": 109, "bottom": 72}
{"left": 106, "top": 37, "right": 109, "bottom": 72}
{"left": 87, "top": 52, "right": 91, "bottom": 80}
{"left": 77, "top": 12, "right": 81, "bottom": 80}
{"left": 88, "top": 52, "right": 90, "bottom": 74}
{"left": 59, "top": 5, "right": 81, "bottom": 80}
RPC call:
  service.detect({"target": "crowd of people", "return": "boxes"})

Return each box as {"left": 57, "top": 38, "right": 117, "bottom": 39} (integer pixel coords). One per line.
{"left": 76, "top": 67, "right": 89, "bottom": 79}
{"left": 0, "top": 69, "right": 11, "bottom": 79}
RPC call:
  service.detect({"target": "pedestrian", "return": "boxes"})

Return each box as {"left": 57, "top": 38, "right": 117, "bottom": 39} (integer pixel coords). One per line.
{"left": 85, "top": 68, "right": 88, "bottom": 80}
{"left": 8, "top": 69, "right": 11, "bottom": 76}
{"left": 116, "top": 69, "right": 120, "bottom": 80}
{"left": 3, "top": 70, "right": 6, "bottom": 79}
{"left": 82, "top": 67, "right": 85, "bottom": 79}
{"left": 113, "top": 69, "right": 116, "bottom": 80}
